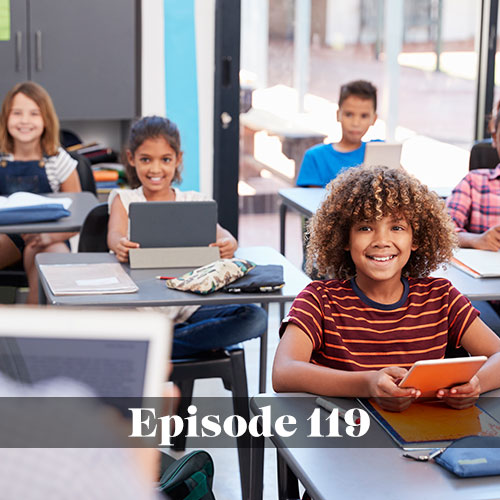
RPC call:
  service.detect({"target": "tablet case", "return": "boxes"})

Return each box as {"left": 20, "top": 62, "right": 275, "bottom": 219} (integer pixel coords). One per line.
{"left": 129, "top": 201, "right": 217, "bottom": 248}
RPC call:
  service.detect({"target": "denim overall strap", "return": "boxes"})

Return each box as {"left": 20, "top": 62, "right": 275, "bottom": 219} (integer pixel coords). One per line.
{"left": 0, "top": 159, "right": 52, "bottom": 196}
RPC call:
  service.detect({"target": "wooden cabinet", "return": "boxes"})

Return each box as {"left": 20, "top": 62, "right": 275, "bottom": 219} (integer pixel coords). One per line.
{"left": 0, "top": 0, "right": 138, "bottom": 120}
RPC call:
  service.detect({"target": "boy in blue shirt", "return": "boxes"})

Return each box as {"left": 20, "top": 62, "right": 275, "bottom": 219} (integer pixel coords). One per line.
{"left": 296, "top": 80, "right": 378, "bottom": 187}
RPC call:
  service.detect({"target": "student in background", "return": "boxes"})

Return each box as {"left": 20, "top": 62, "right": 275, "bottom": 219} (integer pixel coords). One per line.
{"left": 446, "top": 107, "right": 500, "bottom": 252}
{"left": 0, "top": 82, "right": 81, "bottom": 304}
{"left": 107, "top": 115, "right": 267, "bottom": 357}
{"left": 296, "top": 80, "right": 378, "bottom": 188}
{"left": 446, "top": 106, "right": 500, "bottom": 322}
{"left": 273, "top": 165, "right": 500, "bottom": 412}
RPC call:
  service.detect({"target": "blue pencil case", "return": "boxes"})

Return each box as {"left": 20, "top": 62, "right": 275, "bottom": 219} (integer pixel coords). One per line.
{"left": 434, "top": 436, "right": 500, "bottom": 477}
{"left": 0, "top": 204, "right": 70, "bottom": 224}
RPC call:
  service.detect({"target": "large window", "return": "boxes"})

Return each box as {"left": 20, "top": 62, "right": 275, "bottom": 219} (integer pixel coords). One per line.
{"left": 239, "top": 0, "right": 482, "bottom": 263}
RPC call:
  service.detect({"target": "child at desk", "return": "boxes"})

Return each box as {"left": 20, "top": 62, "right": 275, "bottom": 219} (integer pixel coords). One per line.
{"left": 0, "top": 82, "right": 81, "bottom": 304}
{"left": 107, "top": 115, "right": 267, "bottom": 357}
{"left": 273, "top": 165, "right": 500, "bottom": 412}
{"left": 296, "top": 80, "right": 378, "bottom": 188}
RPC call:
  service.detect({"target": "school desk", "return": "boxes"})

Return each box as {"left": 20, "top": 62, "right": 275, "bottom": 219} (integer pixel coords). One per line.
{"left": 36, "top": 246, "right": 310, "bottom": 392}
{"left": 249, "top": 391, "right": 500, "bottom": 500}
{"left": 0, "top": 192, "right": 98, "bottom": 234}
{"left": 278, "top": 186, "right": 452, "bottom": 256}
{"left": 436, "top": 265, "right": 500, "bottom": 301}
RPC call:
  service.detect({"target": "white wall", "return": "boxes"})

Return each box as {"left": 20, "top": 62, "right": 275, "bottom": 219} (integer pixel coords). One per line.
{"left": 141, "top": 0, "right": 166, "bottom": 116}
{"left": 141, "top": 0, "right": 214, "bottom": 196}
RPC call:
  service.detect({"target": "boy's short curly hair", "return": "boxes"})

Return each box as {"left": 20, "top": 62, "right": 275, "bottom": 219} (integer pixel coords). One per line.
{"left": 306, "top": 165, "right": 457, "bottom": 279}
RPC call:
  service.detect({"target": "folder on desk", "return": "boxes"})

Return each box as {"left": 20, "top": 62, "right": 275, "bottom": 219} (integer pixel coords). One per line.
{"left": 360, "top": 399, "right": 500, "bottom": 449}
{"left": 39, "top": 263, "right": 138, "bottom": 295}
{"left": 451, "top": 248, "right": 500, "bottom": 278}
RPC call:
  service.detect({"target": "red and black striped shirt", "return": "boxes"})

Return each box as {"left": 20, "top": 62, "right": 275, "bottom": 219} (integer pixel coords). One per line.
{"left": 280, "top": 277, "right": 479, "bottom": 371}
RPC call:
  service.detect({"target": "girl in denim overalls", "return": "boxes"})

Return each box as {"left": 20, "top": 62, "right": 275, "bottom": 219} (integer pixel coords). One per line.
{"left": 0, "top": 82, "right": 81, "bottom": 303}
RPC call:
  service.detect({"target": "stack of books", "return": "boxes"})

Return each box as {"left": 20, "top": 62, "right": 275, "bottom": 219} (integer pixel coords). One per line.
{"left": 68, "top": 142, "right": 118, "bottom": 164}
{"left": 91, "top": 163, "right": 126, "bottom": 192}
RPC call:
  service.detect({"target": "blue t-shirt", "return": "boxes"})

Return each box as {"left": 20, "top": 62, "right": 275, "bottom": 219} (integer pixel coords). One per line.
{"left": 296, "top": 142, "right": 366, "bottom": 187}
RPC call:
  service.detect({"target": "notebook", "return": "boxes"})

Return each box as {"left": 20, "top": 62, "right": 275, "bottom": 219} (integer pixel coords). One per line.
{"left": 360, "top": 399, "right": 500, "bottom": 450}
{"left": 129, "top": 200, "right": 217, "bottom": 248}
{"left": 451, "top": 248, "right": 500, "bottom": 278}
{"left": 363, "top": 142, "right": 403, "bottom": 169}
{"left": 39, "top": 263, "right": 139, "bottom": 295}
{"left": 0, "top": 306, "right": 170, "bottom": 398}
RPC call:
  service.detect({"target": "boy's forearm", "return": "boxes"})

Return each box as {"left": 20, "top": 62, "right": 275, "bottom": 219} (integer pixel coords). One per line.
{"left": 273, "top": 359, "right": 373, "bottom": 397}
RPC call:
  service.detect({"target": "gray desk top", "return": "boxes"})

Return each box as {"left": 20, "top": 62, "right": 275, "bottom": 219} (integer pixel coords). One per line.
{"left": 0, "top": 192, "right": 98, "bottom": 233}
{"left": 436, "top": 264, "right": 500, "bottom": 301}
{"left": 36, "top": 246, "right": 310, "bottom": 307}
{"left": 278, "top": 188, "right": 326, "bottom": 218}
{"left": 251, "top": 392, "right": 500, "bottom": 500}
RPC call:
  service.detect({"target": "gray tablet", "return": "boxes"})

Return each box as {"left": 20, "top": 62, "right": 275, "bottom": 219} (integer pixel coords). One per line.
{"left": 363, "top": 142, "right": 402, "bottom": 169}
{"left": 129, "top": 200, "right": 217, "bottom": 248}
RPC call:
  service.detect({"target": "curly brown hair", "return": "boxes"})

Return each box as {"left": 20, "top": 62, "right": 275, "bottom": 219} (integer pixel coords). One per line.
{"left": 306, "top": 165, "right": 457, "bottom": 279}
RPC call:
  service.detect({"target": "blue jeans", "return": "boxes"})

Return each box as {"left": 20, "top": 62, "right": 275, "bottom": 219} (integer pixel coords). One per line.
{"left": 172, "top": 304, "right": 267, "bottom": 358}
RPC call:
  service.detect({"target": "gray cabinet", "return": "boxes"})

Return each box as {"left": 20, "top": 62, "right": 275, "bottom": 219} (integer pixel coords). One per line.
{"left": 0, "top": 0, "right": 138, "bottom": 121}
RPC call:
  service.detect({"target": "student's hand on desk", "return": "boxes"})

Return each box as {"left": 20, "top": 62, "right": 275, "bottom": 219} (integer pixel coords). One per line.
{"left": 474, "top": 226, "right": 500, "bottom": 251}
{"left": 115, "top": 237, "right": 139, "bottom": 263}
{"left": 369, "top": 367, "right": 421, "bottom": 412}
{"left": 210, "top": 237, "right": 236, "bottom": 259}
{"left": 436, "top": 375, "right": 480, "bottom": 409}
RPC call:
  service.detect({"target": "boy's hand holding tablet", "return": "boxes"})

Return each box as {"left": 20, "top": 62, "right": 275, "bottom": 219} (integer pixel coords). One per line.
{"left": 368, "top": 366, "right": 421, "bottom": 412}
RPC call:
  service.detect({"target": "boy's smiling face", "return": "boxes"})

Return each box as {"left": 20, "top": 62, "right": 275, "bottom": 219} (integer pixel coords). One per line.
{"left": 346, "top": 214, "right": 417, "bottom": 294}
{"left": 336, "top": 95, "right": 377, "bottom": 148}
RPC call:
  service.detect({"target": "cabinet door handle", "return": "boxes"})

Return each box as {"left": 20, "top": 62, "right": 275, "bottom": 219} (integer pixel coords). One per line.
{"left": 35, "top": 30, "right": 43, "bottom": 71}
{"left": 15, "top": 31, "right": 22, "bottom": 72}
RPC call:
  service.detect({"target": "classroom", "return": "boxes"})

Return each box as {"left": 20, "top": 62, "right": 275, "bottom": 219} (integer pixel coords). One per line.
{"left": 1, "top": 1, "right": 500, "bottom": 499}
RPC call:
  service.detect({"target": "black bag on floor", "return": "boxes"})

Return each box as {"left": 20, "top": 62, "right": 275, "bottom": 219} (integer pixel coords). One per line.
{"left": 158, "top": 450, "right": 216, "bottom": 500}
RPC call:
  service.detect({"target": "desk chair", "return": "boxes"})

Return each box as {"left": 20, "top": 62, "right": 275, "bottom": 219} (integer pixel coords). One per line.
{"left": 77, "top": 207, "right": 253, "bottom": 500}
{"left": 0, "top": 151, "right": 97, "bottom": 294}
{"left": 469, "top": 139, "right": 499, "bottom": 171}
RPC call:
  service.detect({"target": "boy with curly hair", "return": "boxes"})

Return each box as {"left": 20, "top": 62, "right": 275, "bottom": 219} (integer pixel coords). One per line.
{"left": 273, "top": 165, "right": 500, "bottom": 412}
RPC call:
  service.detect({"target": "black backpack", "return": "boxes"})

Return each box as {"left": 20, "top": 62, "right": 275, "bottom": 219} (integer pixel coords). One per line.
{"left": 158, "top": 450, "right": 216, "bottom": 500}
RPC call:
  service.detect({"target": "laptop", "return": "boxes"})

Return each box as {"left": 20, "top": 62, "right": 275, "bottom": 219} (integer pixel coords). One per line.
{"left": 363, "top": 142, "right": 403, "bottom": 169}
{"left": 0, "top": 306, "right": 171, "bottom": 398}
{"left": 129, "top": 200, "right": 217, "bottom": 248}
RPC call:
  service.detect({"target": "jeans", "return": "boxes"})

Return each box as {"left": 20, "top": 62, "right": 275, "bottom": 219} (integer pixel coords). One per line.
{"left": 172, "top": 303, "right": 268, "bottom": 358}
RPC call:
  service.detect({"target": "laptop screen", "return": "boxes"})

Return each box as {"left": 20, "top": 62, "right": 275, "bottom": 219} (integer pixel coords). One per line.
{"left": 0, "top": 307, "right": 170, "bottom": 398}
{"left": 0, "top": 337, "right": 149, "bottom": 398}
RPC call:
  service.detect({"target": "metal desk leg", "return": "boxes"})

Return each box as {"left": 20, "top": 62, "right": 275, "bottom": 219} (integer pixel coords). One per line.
{"left": 277, "top": 450, "right": 300, "bottom": 500}
{"left": 249, "top": 433, "right": 265, "bottom": 500}
{"left": 280, "top": 202, "right": 287, "bottom": 255}
{"left": 259, "top": 303, "right": 269, "bottom": 393}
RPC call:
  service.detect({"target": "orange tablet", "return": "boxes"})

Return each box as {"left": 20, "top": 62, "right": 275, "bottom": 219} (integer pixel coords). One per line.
{"left": 398, "top": 356, "right": 487, "bottom": 398}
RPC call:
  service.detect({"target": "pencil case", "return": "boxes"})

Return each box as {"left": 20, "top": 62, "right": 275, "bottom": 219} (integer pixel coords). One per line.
{"left": 404, "top": 436, "right": 500, "bottom": 477}
{"left": 433, "top": 436, "right": 500, "bottom": 477}
{"left": 223, "top": 264, "right": 284, "bottom": 293}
